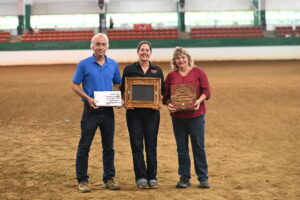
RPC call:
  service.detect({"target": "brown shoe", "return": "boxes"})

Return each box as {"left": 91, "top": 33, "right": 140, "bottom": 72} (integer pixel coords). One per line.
{"left": 198, "top": 180, "right": 210, "bottom": 189}
{"left": 103, "top": 179, "right": 120, "bottom": 190}
{"left": 79, "top": 181, "right": 91, "bottom": 193}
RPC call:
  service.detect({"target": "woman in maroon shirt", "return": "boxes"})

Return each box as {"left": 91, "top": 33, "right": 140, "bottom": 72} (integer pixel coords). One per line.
{"left": 163, "top": 47, "right": 211, "bottom": 189}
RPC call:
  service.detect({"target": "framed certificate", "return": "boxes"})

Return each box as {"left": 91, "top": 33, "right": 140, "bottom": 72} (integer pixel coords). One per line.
{"left": 170, "top": 83, "right": 196, "bottom": 111}
{"left": 94, "top": 91, "right": 122, "bottom": 107}
{"left": 124, "top": 77, "right": 161, "bottom": 109}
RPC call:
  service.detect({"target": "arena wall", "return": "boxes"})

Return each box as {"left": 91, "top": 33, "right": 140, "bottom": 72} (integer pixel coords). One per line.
{"left": 1, "top": 45, "right": 299, "bottom": 66}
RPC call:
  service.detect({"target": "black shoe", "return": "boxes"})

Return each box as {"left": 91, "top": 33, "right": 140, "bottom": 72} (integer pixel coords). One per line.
{"left": 176, "top": 180, "right": 191, "bottom": 188}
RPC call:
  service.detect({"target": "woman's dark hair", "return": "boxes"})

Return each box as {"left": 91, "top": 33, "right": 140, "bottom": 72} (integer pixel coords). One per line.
{"left": 137, "top": 41, "right": 152, "bottom": 52}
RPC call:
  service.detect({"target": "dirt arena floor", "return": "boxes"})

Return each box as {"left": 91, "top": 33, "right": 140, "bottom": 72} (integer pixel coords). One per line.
{"left": 0, "top": 60, "right": 299, "bottom": 200}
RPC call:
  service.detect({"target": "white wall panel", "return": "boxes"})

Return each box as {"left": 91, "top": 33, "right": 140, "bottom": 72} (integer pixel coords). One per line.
{"left": 0, "top": 3, "right": 18, "bottom": 16}
{"left": 266, "top": 0, "right": 300, "bottom": 10}
{"left": 32, "top": 2, "right": 98, "bottom": 15}
{"left": 185, "top": 0, "right": 253, "bottom": 12}
{"left": 107, "top": 0, "right": 176, "bottom": 13}
{"left": 1, "top": 46, "right": 299, "bottom": 66}
{"left": 1, "top": 0, "right": 300, "bottom": 16}
{"left": 32, "top": 0, "right": 94, "bottom": 2}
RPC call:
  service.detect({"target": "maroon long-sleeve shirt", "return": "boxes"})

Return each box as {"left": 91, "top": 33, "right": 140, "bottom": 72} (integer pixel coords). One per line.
{"left": 163, "top": 66, "right": 211, "bottom": 119}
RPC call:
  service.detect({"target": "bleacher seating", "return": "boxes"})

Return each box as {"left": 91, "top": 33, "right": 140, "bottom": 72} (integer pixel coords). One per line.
{"left": 296, "top": 26, "right": 300, "bottom": 36}
{"left": 0, "top": 32, "right": 10, "bottom": 42}
{"left": 275, "top": 26, "right": 293, "bottom": 37}
{"left": 107, "top": 28, "right": 179, "bottom": 40}
{"left": 21, "top": 30, "right": 94, "bottom": 42}
{"left": 191, "top": 27, "right": 264, "bottom": 39}
{"left": 275, "top": 26, "right": 300, "bottom": 37}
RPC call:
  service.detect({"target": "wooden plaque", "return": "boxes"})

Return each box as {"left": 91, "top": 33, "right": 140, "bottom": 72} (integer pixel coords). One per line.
{"left": 170, "top": 83, "right": 197, "bottom": 111}
{"left": 124, "top": 77, "right": 161, "bottom": 109}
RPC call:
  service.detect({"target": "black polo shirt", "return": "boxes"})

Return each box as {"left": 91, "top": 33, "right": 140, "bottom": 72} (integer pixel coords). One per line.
{"left": 120, "top": 61, "right": 165, "bottom": 95}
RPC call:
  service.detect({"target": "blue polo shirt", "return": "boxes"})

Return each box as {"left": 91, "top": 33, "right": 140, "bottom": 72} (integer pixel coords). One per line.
{"left": 72, "top": 55, "right": 122, "bottom": 101}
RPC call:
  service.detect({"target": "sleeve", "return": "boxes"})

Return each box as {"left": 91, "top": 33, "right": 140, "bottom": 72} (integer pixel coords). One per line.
{"left": 113, "top": 62, "right": 122, "bottom": 84}
{"left": 162, "top": 73, "right": 171, "bottom": 105}
{"left": 198, "top": 68, "right": 211, "bottom": 100}
{"left": 72, "top": 61, "right": 84, "bottom": 84}
{"left": 120, "top": 66, "right": 128, "bottom": 94}
{"left": 159, "top": 68, "right": 165, "bottom": 96}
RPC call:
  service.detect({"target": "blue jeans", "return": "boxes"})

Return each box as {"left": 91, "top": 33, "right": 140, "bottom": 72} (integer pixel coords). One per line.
{"left": 76, "top": 103, "right": 116, "bottom": 183}
{"left": 126, "top": 109, "right": 160, "bottom": 181}
{"left": 172, "top": 114, "right": 208, "bottom": 182}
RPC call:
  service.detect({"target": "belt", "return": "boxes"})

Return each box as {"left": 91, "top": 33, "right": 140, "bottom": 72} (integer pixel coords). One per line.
{"left": 130, "top": 108, "right": 156, "bottom": 112}
{"left": 84, "top": 102, "right": 112, "bottom": 111}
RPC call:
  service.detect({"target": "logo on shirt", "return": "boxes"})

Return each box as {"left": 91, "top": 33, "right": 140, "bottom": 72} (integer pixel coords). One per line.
{"left": 150, "top": 69, "right": 157, "bottom": 74}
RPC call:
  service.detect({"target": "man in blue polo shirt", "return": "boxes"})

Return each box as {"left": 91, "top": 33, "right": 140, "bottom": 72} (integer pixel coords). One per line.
{"left": 72, "top": 33, "right": 122, "bottom": 192}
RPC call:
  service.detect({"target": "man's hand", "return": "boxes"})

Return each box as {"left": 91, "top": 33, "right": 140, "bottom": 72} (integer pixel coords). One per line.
{"left": 87, "top": 97, "right": 99, "bottom": 109}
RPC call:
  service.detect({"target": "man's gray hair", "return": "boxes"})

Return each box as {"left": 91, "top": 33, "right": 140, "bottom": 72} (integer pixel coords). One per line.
{"left": 90, "top": 33, "right": 109, "bottom": 49}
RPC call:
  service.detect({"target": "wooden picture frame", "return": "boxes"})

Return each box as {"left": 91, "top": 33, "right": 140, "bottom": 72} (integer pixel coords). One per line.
{"left": 170, "top": 83, "right": 196, "bottom": 111}
{"left": 124, "top": 77, "right": 161, "bottom": 109}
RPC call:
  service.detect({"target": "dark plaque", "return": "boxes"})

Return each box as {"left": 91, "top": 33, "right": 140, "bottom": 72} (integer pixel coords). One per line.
{"left": 132, "top": 85, "right": 154, "bottom": 101}
{"left": 124, "top": 77, "right": 161, "bottom": 109}
{"left": 170, "top": 83, "right": 196, "bottom": 111}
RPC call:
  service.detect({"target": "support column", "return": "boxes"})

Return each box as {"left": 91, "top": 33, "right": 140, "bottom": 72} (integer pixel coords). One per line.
{"left": 178, "top": 11, "right": 185, "bottom": 32}
{"left": 99, "top": 13, "right": 106, "bottom": 33}
{"left": 253, "top": 0, "right": 260, "bottom": 26}
{"left": 260, "top": 0, "right": 266, "bottom": 30}
{"left": 25, "top": 3, "right": 32, "bottom": 30}
{"left": 98, "top": 0, "right": 107, "bottom": 33}
{"left": 17, "top": 0, "right": 25, "bottom": 35}
{"left": 177, "top": 0, "right": 185, "bottom": 32}
{"left": 17, "top": 16, "right": 25, "bottom": 35}
{"left": 253, "top": 0, "right": 266, "bottom": 29}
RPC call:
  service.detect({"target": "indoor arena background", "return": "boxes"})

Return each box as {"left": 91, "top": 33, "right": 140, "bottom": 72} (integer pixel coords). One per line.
{"left": 0, "top": 0, "right": 300, "bottom": 200}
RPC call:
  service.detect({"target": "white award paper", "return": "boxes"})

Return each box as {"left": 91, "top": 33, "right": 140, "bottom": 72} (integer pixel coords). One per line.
{"left": 94, "top": 91, "right": 122, "bottom": 107}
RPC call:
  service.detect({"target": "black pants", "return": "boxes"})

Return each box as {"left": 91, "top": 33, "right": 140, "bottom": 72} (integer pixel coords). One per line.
{"left": 76, "top": 103, "right": 115, "bottom": 183}
{"left": 126, "top": 109, "right": 160, "bottom": 181}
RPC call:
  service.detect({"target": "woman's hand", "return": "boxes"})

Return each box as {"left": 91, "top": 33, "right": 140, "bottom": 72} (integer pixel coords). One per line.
{"left": 168, "top": 103, "right": 177, "bottom": 113}
{"left": 194, "top": 98, "right": 202, "bottom": 110}
{"left": 194, "top": 94, "right": 207, "bottom": 110}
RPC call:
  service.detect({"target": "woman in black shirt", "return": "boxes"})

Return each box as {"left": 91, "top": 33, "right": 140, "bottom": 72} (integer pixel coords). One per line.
{"left": 120, "top": 41, "right": 164, "bottom": 189}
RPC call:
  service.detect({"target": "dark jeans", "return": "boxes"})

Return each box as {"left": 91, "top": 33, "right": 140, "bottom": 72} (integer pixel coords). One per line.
{"left": 172, "top": 114, "right": 208, "bottom": 182}
{"left": 126, "top": 109, "right": 160, "bottom": 181}
{"left": 76, "top": 103, "right": 116, "bottom": 183}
